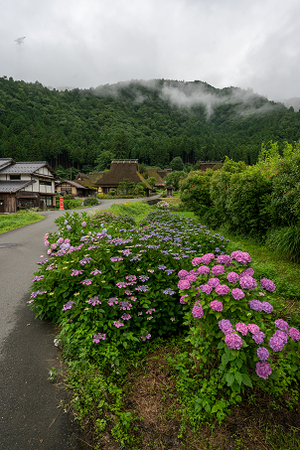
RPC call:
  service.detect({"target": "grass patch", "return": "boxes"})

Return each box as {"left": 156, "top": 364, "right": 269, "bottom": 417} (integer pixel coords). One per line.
{"left": 0, "top": 210, "right": 44, "bottom": 234}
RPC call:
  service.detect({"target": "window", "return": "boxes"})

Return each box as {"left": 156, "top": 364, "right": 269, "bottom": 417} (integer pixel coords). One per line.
{"left": 10, "top": 174, "right": 21, "bottom": 180}
{"left": 39, "top": 178, "right": 52, "bottom": 186}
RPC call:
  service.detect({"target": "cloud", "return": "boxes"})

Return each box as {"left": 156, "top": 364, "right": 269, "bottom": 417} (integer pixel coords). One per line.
{"left": 1, "top": 0, "right": 300, "bottom": 100}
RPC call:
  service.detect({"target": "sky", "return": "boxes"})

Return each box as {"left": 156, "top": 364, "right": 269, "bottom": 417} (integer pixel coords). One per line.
{"left": 1, "top": 0, "right": 300, "bottom": 101}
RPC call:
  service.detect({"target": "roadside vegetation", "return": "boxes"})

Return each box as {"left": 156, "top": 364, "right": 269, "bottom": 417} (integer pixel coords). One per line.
{"left": 0, "top": 209, "right": 44, "bottom": 234}
{"left": 29, "top": 201, "right": 300, "bottom": 450}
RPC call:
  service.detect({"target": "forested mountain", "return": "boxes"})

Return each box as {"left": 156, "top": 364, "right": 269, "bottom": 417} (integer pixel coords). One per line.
{"left": 0, "top": 76, "right": 299, "bottom": 171}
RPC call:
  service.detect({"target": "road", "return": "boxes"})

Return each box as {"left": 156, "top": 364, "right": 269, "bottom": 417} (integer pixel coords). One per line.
{"left": 0, "top": 198, "right": 155, "bottom": 449}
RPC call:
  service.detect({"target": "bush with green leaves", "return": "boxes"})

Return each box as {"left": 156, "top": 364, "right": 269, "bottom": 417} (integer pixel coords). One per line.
{"left": 179, "top": 169, "right": 214, "bottom": 217}
{"left": 29, "top": 210, "right": 229, "bottom": 369}
{"left": 82, "top": 197, "right": 99, "bottom": 207}
{"left": 175, "top": 250, "right": 300, "bottom": 423}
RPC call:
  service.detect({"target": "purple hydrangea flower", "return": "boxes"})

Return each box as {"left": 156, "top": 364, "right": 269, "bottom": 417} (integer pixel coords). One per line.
{"left": 218, "top": 319, "right": 233, "bottom": 334}
{"left": 216, "top": 254, "right": 232, "bottom": 265}
{"left": 249, "top": 300, "right": 263, "bottom": 312}
{"left": 192, "top": 257, "right": 203, "bottom": 266}
{"left": 198, "top": 253, "right": 215, "bottom": 265}
{"left": 227, "top": 272, "right": 239, "bottom": 283}
{"left": 185, "top": 274, "right": 197, "bottom": 283}
{"left": 269, "top": 335, "right": 285, "bottom": 352}
{"left": 231, "top": 250, "right": 251, "bottom": 264}
{"left": 275, "top": 319, "right": 289, "bottom": 332}
{"left": 225, "top": 333, "right": 243, "bottom": 350}
{"left": 210, "top": 300, "right": 223, "bottom": 311}
{"left": 239, "top": 276, "right": 257, "bottom": 290}
{"left": 211, "top": 265, "right": 225, "bottom": 275}
{"left": 256, "top": 361, "right": 272, "bottom": 379}
{"left": 113, "top": 320, "right": 124, "bottom": 328}
{"left": 87, "top": 296, "right": 102, "bottom": 306}
{"left": 192, "top": 301, "right": 204, "bottom": 319}
{"left": 177, "top": 279, "right": 191, "bottom": 290}
{"left": 215, "top": 284, "right": 230, "bottom": 295}
{"left": 260, "top": 278, "right": 276, "bottom": 292}
{"left": 288, "top": 327, "right": 300, "bottom": 342}
{"left": 93, "top": 333, "right": 106, "bottom": 343}
{"left": 273, "top": 330, "right": 288, "bottom": 344}
{"left": 248, "top": 323, "right": 260, "bottom": 334}
{"left": 178, "top": 270, "right": 189, "bottom": 279}
{"left": 163, "top": 288, "right": 175, "bottom": 295}
{"left": 240, "top": 268, "right": 255, "bottom": 278}
{"left": 252, "top": 331, "right": 265, "bottom": 344}
{"left": 231, "top": 288, "right": 245, "bottom": 300}
{"left": 196, "top": 265, "right": 210, "bottom": 275}
{"left": 208, "top": 277, "right": 221, "bottom": 287}
{"left": 198, "top": 284, "right": 213, "bottom": 295}
{"left": 257, "top": 347, "right": 269, "bottom": 361}
{"left": 235, "top": 322, "right": 248, "bottom": 336}
{"left": 261, "top": 302, "right": 273, "bottom": 314}
{"left": 62, "top": 301, "right": 75, "bottom": 311}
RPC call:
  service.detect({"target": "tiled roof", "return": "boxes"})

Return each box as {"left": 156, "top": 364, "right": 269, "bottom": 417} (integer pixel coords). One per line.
{"left": 0, "top": 180, "right": 36, "bottom": 193}
{"left": 0, "top": 161, "right": 57, "bottom": 177}
{"left": 57, "top": 180, "right": 89, "bottom": 189}
{"left": 0, "top": 158, "right": 14, "bottom": 170}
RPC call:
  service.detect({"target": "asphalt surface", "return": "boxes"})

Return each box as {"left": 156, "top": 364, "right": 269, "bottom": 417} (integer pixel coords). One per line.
{"left": 0, "top": 198, "right": 156, "bottom": 450}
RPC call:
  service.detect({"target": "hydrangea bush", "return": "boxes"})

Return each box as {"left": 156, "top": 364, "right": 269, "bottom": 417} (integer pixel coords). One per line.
{"left": 176, "top": 250, "right": 300, "bottom": 421}
{"left": 30, "top": 210, "right": 229, "bottom": 367}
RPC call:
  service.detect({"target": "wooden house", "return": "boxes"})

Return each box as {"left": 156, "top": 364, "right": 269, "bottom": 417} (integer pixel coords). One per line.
{"left": 94, "top": 160, "right": 151, "bottom": 195}
{"left": 56, "top": 180, "right": 95, "bottom": 197}
{"left": 157, "top": 168, "right": 172, "bottom": 179}
{"left": 0, "top": 159, "right": 57, "bottom": 213}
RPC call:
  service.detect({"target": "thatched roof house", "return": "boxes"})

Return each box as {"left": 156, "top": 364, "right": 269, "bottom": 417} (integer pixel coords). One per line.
{"left": 75, "top": 172, "right": 105, "bottom": 190}
{"left": 198, "top": 161, "right": 222, "bottom": 171}
{"left": 147, "top": 168, "right": 165, "bottom": 187}
{"left": 157, "top": 168, "right": 172, "bottom": 179}
{"left": 94, "top": 160, "right": 151, "bottom": 195}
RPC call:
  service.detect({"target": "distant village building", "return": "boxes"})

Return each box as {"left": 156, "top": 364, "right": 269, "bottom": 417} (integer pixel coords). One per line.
{"left": 157, "top": 168, "right": 172, "bottom": 179}
{"left": 147, "top": 168, "right": 165, "bottom": 188}
{"left": 197, "top": 161, "right": 222, "bottom": 171}
{"left": 95, "top": 159, "right": 151, "bottom": 195}
{"left": 0, "top": 159, "right": 57, "bottom": 213}
{"left": 56, "top": 180, "right": 95, "bottom": 197}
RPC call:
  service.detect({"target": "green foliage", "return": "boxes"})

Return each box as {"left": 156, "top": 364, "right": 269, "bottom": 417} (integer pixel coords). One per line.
{"left": 170, "top": 156, "right": 184, "bottom": 171}
{"left": 1, "top": 77, "right": 299, "bottom": 171}
{"left": 0, "top": 210, "right": 44, "bottom": 234}
{"left": 179, "top": 169, "right": 214, "bottom": 217}
{"left": 176, "top": 252, "right": 300, "bottom": 424}
{"left": 82, "top": 197, "right": 99, "bottom": 207}
{"left": 94, "top": 151, "right": 114, "bottom": 171}
{"left": 29, "top": 209, "right": 229, "bottom": 362}
{"left": 164, "top": 170, "right": 187, "bottom": 190}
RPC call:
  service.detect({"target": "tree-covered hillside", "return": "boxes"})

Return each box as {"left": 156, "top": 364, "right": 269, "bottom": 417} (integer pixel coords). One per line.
{"left": 0, "top": 76, "right": 299, "bottom": 171}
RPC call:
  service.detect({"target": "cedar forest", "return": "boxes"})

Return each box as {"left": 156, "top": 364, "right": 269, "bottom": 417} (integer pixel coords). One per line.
{"left": 0, "top": 76, "right": 299, "bottom": 172}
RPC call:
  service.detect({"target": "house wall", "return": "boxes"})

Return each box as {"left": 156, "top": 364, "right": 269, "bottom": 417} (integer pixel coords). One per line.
{"left": 0, "top": 194, "right": 16, "bottom": 213}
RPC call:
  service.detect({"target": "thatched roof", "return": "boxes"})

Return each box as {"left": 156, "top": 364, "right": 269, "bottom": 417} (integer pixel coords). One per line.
{"left": 157, "top": 169, "right": 172, "bottom": 179}
{"left": 75, "top": 172, "right": 105, "bottom": 189}
{"left": 147, "top": 168, "right": 165, "bottom": 186}
{"left": 94, "top": 160, "right": 151, "bottom": 189}
{"left": 198, "top": 161, "right": 222, "bottom": 171}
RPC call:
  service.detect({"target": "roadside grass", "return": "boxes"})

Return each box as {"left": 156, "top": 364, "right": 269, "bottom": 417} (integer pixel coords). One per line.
{"left": 0, "top": 210, "right": 44, "bottom": 234}
{"left": 35, "top": 202, "right": 300, "bottom": 450}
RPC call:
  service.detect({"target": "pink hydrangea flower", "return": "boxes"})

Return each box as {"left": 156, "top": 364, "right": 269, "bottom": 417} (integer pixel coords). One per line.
{"left": 210, "top": 300, "right": 223, "bottom": 311}
{"left": 177, "top": 279, "right": 191, "bottom": 290}
{"left": 240, "top": 268, "right": 254, "bottom": 278}
{"left": 248, "top": 323, "right": 260, "bottom": 334}
{"left": 275, "top": 319, "right": 289, "bottom": 332}
{"left": 227, "top": 272, "right": 239, "bottom": 283}
{"left": 225, "top": 333, "right": 243, "bottom": 350}
{"left": 215, "top": 285, "right": 230, "bottom": 295}
{"left": 211, "top": 265, "right": 225, "bottom": 275}
{"left": 235, "top": 322, "right": 248, "bottom": 336}
{"left": 257, "top": 347, "right": 269, "bottom": 360}
{"left": 239, "top": 276, "right": 257, "bottom": 290}
{"left": 185, "top": 273, "right": 197, "bottom": 282}
{"left": 178, "top": 270, "right": 189, "bottom": 279}
{"left": 197, "top": 265, "right": 210, "bottom": 275}
{"left": 231, "top": 288, "right": 245, "bottom": 300}
{"left": 252, "top": 331, "right": 265, "bottom": 344}
{"left": 180, "top": 295, "right": 188, "bottom": 304}
{"left": 231, "top": 250, "right": 251, "bottom": 264}
{"left": 192, "top": 301, "right": 204, "bottom": 319}
{"left": 208, "top": 277, "right": 221, "bottom": 287}
{"left": 192, "top": 257, "right": 203, "bottom": 266}
{"left": 198, "top": 284, "right": 213, "bottom": 294}
{"left": 288, "top": 327, "right": 300, "bottom": 341}
{"left": 216, "top": 254, "right": 232, "bottom": 266}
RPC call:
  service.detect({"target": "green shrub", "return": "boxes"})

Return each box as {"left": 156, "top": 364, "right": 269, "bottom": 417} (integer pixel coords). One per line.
{"left": 82, "top": 197, "right": 99, "bottom": 207}
{"left": 179, "top": 169, "right": 214, "bottom": 216}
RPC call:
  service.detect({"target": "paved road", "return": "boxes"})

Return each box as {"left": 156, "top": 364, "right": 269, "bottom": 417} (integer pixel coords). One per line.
{"left": 0, "top": 198, "right": 156, "bottom": 449}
